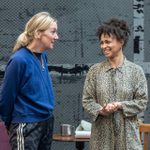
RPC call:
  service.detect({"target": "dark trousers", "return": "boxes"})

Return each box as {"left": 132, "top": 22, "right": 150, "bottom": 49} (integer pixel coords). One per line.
{"left": 8, "top": 116, "right": 54, "bottom": 150}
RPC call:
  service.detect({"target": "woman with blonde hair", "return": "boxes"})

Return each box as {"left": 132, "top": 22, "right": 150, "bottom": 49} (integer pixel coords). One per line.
{"left": 0, "top": 12, "right": 59, "bottom": 150}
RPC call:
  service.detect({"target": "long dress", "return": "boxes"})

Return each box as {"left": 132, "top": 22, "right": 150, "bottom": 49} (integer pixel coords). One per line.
{"left": 82, "top": 58, "right": 148, "bottom": 150}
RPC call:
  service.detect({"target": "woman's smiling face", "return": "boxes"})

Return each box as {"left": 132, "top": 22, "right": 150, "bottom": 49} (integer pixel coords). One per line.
{"left": 39, "top": 22, "right": 59, "bottom": 50}
{"left": 100, "top": 33, "right": 123, "bottom": 59}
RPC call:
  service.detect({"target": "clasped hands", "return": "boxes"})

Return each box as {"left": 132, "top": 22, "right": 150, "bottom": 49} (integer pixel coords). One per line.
{"left": 98, "top": 102, "right": 122, "bottom": 116}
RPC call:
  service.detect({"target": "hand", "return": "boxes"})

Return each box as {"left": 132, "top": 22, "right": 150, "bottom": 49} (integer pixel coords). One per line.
{"left": 99, "top": 106, "right": 110, "bottom": 116}
{"left": 98, "top": 103, "right": 114, "bottom": 116}
{"left": 111, "top": 102, "right": 122, "bottom": 110}
{"left": 98, "top": 102, "right": 122, "bottom": 116}
{"left": 104, "top": 103, "right": 117, "bottom": 113}
{"left": 99, "top": 109, "right": 110, "bottom": 116}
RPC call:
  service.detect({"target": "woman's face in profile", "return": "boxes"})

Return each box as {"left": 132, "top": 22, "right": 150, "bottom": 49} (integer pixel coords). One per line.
{"left": 100, "top": 33, "right": 123, "bottom": 59}
{"left": 38, "top": 22, "right": 59, "bottom": 50}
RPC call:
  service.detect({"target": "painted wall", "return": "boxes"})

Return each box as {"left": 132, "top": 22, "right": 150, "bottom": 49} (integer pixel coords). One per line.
{"left": 0, "top": 0, "right": 149, "bottom": 149}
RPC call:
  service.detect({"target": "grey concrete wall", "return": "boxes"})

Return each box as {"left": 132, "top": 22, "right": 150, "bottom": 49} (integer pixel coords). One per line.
{"left": 0, "top": 0, "right": 149, "bottom": 150}
{"left": 145, "top": 0, "right": 150, "bottom": 62}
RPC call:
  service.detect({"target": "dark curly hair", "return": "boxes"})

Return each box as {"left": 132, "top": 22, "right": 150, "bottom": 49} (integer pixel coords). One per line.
{"left": 97, "top": 18, "right": 130, "bottom": 48}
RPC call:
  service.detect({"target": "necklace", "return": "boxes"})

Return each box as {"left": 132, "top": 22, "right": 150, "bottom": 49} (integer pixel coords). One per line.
{"left": 27, "top": 48, "right": 45, "bottom": 71}
{"left": 33, "top": 52, "right": 45, "bottom": 71}
{"left": 41, "top": 56, "right": 45, "bottom": 71}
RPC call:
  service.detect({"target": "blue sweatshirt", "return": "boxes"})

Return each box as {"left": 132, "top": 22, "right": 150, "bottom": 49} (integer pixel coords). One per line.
{"left": 0, "top": 48, "right": 55, "bottom": 127}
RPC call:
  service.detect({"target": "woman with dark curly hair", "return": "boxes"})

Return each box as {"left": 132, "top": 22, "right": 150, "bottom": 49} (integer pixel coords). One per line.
{"left": 82, "top": 18, "right": 148, "bottom": 150}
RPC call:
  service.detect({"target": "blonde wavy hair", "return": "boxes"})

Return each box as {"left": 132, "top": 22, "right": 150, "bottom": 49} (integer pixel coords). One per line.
{"left": 13, "top": 12, "right": 57, "bottom": 52}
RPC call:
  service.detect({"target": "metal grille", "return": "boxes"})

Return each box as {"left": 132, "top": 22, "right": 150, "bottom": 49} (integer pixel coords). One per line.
{"left": 0, "top": 0, "right": 134, "bottom": 150}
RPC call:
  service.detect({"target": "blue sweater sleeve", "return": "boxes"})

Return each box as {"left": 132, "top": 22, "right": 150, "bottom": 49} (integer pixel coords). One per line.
{"left": 0, "top": 56, "right": 24, "bottom": 127}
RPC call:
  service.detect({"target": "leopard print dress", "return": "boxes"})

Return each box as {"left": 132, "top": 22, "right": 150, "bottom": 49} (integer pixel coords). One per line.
{"left": 82, "top": 58, "right": 148, "bottom": 150}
